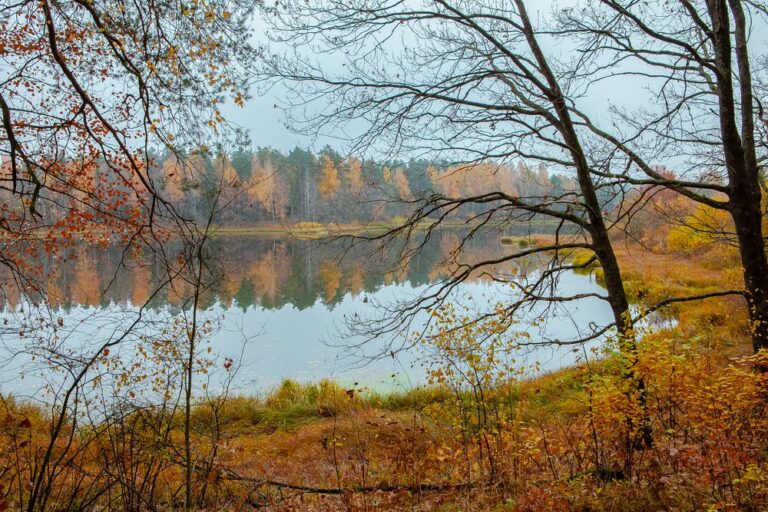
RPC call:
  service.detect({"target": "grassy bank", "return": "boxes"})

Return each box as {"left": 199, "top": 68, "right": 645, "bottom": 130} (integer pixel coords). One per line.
{"left": 211, "top": 218, "right": 561, "bottom": 239}
{"left": 196, "top": 243, "right": 757, "bottom": 510}
{"left": 0, "top": 242, "right": 762, "bottom": 511}
{"left": 4, "top": 218, "right": 562, "bottom": 244}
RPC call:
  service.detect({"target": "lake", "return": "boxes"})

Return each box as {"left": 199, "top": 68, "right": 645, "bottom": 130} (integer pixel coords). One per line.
{"left": 0, "top": 228, "right": 614, "bottom": 397}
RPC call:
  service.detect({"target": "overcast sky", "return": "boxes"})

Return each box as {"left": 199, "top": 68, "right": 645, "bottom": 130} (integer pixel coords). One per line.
{"left": 220, "top": 2, "right": 582, "bottom": 153}
{"left": 219, "top": 1, "right": 768, "bottom": 156}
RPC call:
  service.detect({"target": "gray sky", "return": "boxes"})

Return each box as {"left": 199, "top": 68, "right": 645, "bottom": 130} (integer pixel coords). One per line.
{"left": 219, "top": 1, "right": 768, "bottom": 155}
{"left": 220, "top": 2, "right": 579, "bottom": 152}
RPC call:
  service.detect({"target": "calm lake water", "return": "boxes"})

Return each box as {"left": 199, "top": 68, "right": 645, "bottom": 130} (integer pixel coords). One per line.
{"left": 0, "top": 228, "right": 614, "bottom": 396}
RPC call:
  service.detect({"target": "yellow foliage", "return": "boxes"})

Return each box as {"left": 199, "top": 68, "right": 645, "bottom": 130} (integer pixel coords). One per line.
{"left": 666, "top": 202, "right": 734, "bottom": 253}
{"left": 317, "top": 155, "right": 341, "bottom": 199}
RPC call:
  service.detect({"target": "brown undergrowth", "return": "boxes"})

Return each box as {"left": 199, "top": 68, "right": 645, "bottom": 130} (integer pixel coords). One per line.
{"left": 2, "top": 242, "right": 767, "bottom": 511}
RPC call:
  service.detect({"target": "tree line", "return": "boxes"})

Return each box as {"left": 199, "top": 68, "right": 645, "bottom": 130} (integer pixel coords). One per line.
{"left": 140, "top": 146, "right": 603, "bottom": 224}
{"left": 3, "top": 148, "right": 593, "bottom": 225}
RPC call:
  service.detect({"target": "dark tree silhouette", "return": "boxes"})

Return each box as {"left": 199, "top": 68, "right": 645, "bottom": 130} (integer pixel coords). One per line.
{"left": 556, "top": 0, "right": 768, "bottom": 355}
{"left": 260, "top": 0, "right": 677, "bottom": 448}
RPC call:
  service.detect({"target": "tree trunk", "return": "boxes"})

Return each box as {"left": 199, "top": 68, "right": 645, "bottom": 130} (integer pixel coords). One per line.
{"left": 592, "top": 223, "right": 653, "bottom": 449}
{"left": 516, "top": 0, "right": 652, "bottom": 448}
{"left": 591, "top": 232, "right": 632, "bottom": 344}
{"left": 709, "top": 0, "right": 768, "bottom": 356}
{"left": 730, "top": 188, "right": 768, "bottom": 355}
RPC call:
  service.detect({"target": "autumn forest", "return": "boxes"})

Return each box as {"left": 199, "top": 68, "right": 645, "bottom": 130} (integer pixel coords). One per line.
{"left": 4, "top": 147, "right": 582, "bottom": 226}
{"left": 3, "top": 1, "right": 768, "bottom": 511}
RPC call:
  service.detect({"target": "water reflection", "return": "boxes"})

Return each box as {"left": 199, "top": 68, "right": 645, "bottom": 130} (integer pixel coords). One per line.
{"left": 0, "top": 228, "right": 614, "bottom": 392}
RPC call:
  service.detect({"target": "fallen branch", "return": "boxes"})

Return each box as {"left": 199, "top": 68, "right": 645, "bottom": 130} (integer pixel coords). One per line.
{"left": 638, "top": 289, "right": 746, "bottom": 319}
{"left": 223, "top": 468, "right": 476, "bottom": 495}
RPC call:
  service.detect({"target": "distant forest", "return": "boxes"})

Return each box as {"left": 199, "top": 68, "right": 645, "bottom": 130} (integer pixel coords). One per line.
{"left": 149, "top": 146, "right": 603, "bottom": 224}
{"left": 0, "top": 146, "right": 627, "bottom": 226}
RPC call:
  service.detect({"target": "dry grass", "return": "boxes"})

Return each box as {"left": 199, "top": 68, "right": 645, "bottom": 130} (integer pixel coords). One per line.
{"left": 2, "top": 241, "right": 765, "bottom": 511}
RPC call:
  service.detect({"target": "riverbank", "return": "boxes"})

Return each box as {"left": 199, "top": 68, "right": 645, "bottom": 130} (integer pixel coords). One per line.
{"left": 218, "top": 246, "right": 754, "bottom": 510}
{"left": 212, "top": 218, "right": 562, "bottom": 239}
{"left": 1, "top": 241, "right": 760, "bottom": 511}
{"left": 2, "top": 217, "right": 562, "bottom": 244}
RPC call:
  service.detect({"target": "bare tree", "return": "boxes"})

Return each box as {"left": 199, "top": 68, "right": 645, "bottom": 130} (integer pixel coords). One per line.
{"left": 259, "top": 0, "right": 681, "bottom": 449}
{"left": 0, "top": 1, "right": 256, "bottom": 509}
{"left": 555, "top": 0, "right": 768, "bottom": 354}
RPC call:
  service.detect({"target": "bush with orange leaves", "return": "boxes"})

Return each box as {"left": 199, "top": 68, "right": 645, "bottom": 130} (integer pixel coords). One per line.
{"left": 414, "top": 250, "right": 768, "bottom": 511}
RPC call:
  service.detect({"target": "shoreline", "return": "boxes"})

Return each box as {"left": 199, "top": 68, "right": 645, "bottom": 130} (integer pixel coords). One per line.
{"left": 1, "top": 218, "right": 564, "bottom": 243}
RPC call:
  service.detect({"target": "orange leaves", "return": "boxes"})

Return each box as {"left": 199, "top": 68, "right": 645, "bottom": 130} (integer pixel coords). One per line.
{"left": 392, "top": 168, "right": 412, "bottom": 201}
{"left": 3, "top": 414, "right": 32, "bottom": 429}
{"left": 246, "top": 156, "right": 290, "bottom": 220}
{"left": 1, "top": 0, "right": 251, "bottom": 255}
